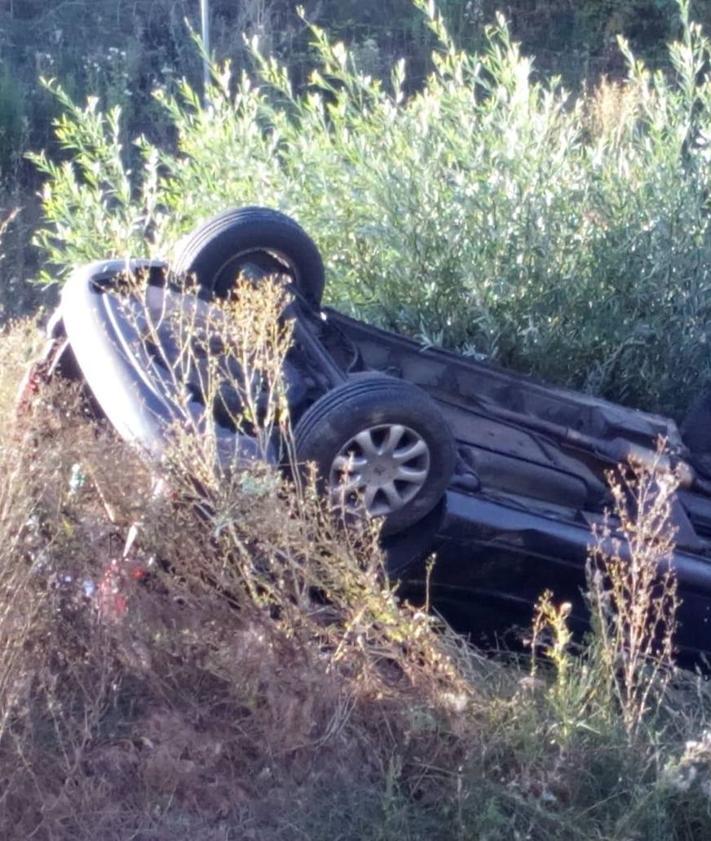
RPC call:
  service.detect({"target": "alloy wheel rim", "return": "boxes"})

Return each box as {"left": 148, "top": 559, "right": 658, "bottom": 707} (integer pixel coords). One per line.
{"left": 329, "top": 423, "right": 430, "bottom": 517}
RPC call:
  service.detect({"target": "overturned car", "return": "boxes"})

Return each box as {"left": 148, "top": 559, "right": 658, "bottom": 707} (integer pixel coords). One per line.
{"left": 25, "top": 207, "right": 711, "bottom": 662}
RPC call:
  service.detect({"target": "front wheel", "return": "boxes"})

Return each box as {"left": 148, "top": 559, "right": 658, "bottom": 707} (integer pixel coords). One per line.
{"left": 294, "top": 374, "right": 457, "bottom": 534}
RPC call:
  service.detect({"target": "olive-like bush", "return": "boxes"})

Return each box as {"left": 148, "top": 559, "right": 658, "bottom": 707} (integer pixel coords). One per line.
{"left": 31, "top": 0, "right": 711, "bottom": 417}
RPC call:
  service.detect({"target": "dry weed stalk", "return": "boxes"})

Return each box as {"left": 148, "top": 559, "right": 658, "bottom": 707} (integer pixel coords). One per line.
{"left": 587, "top": 77, "right": 641, "bottom": 147}
{"left": 117, "top": 271, "right": 294, "bottom": 462}
{"left": 586, "top": 445, "right": 680, "bottom": 737}
{"left": 0, "top": 328, "right": 63, "bottom": 742}
{"left": 529, "top": 590, "right": 602, "bottom": 744}
{"left": 0, "top": 358, "right": 164, "bottom": 838}
{"left": 0, "top": 318, "right": 43, "bottom": 426}
{"left": 0, "top": 438, "right": 43, "bottom": 740}
{"left": 0, "top": 284, "right": 485, "bottom": 839}
{"left": 531, "top": 591, "right": 572, "bottom": 685}
{"left": 111, "top": 271, "right": 474, "bottom": 699}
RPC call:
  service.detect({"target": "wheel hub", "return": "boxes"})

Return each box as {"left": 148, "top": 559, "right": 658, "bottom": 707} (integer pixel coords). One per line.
{"left": 329, "top": 423, "right": 430, "bottom": 518}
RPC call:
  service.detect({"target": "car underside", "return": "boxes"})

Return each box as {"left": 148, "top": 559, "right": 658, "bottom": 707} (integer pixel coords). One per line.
{"left": 319, "top": 304, "right": 711, "bottom": 662}
{"left": 24, "top": 207, "right": 711, "bottom": 665}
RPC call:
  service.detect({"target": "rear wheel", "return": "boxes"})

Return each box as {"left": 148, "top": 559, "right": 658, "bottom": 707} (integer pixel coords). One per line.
{"left": 294, "top": 374, "right": 457, "bottom": 534}
{"left": 171, "top": 206, "right": 325, "bottom": 308}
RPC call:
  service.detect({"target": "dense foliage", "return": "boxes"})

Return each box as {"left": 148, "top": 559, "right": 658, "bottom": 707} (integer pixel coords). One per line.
{"left": 0, "top": 0, "right": 707, "bottom": 323}
{"left": 30, "top": 0, "right": 711, "bottom": 417}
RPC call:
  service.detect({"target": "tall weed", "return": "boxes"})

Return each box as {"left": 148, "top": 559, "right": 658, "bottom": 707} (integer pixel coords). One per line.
{"left": 531, "top": 447, "right": 681, "bottom": 746}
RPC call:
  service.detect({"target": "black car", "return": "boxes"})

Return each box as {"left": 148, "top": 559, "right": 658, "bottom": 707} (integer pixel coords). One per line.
{"left": 26, "top": 207, "right": 711, "bottom": 662}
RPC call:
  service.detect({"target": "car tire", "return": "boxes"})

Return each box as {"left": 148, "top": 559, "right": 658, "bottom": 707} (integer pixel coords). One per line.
{"left": 171, "top": 206, "right": 325, "bottom": 308}
{"left": 294, "top": 373, "right": 457, "bottom": 535}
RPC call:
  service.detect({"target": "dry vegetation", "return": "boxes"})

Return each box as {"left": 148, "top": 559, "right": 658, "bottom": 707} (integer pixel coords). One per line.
{"left": 1, "top": 283, "right": 711, "bottom": 840}
{"left": 0, "top": 289, "right": 481, "bottom": 841}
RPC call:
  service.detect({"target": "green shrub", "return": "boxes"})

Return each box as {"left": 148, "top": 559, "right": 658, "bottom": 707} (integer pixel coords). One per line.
{"left": 30, "top": 0, "right": 711, "bottom": 418}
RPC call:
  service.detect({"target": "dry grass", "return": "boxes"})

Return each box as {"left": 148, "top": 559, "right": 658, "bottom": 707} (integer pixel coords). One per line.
{"left": 0, "top": 285, "right": 480, "bottom": 840}
{"left": 585, "top": 77, "right": 641, "bottom": 147}
{"left": 0, "top": 316, "right": 43, "bottom": 425}
{"left": 0, "top": 285, "right": 710, "bottom": 840}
